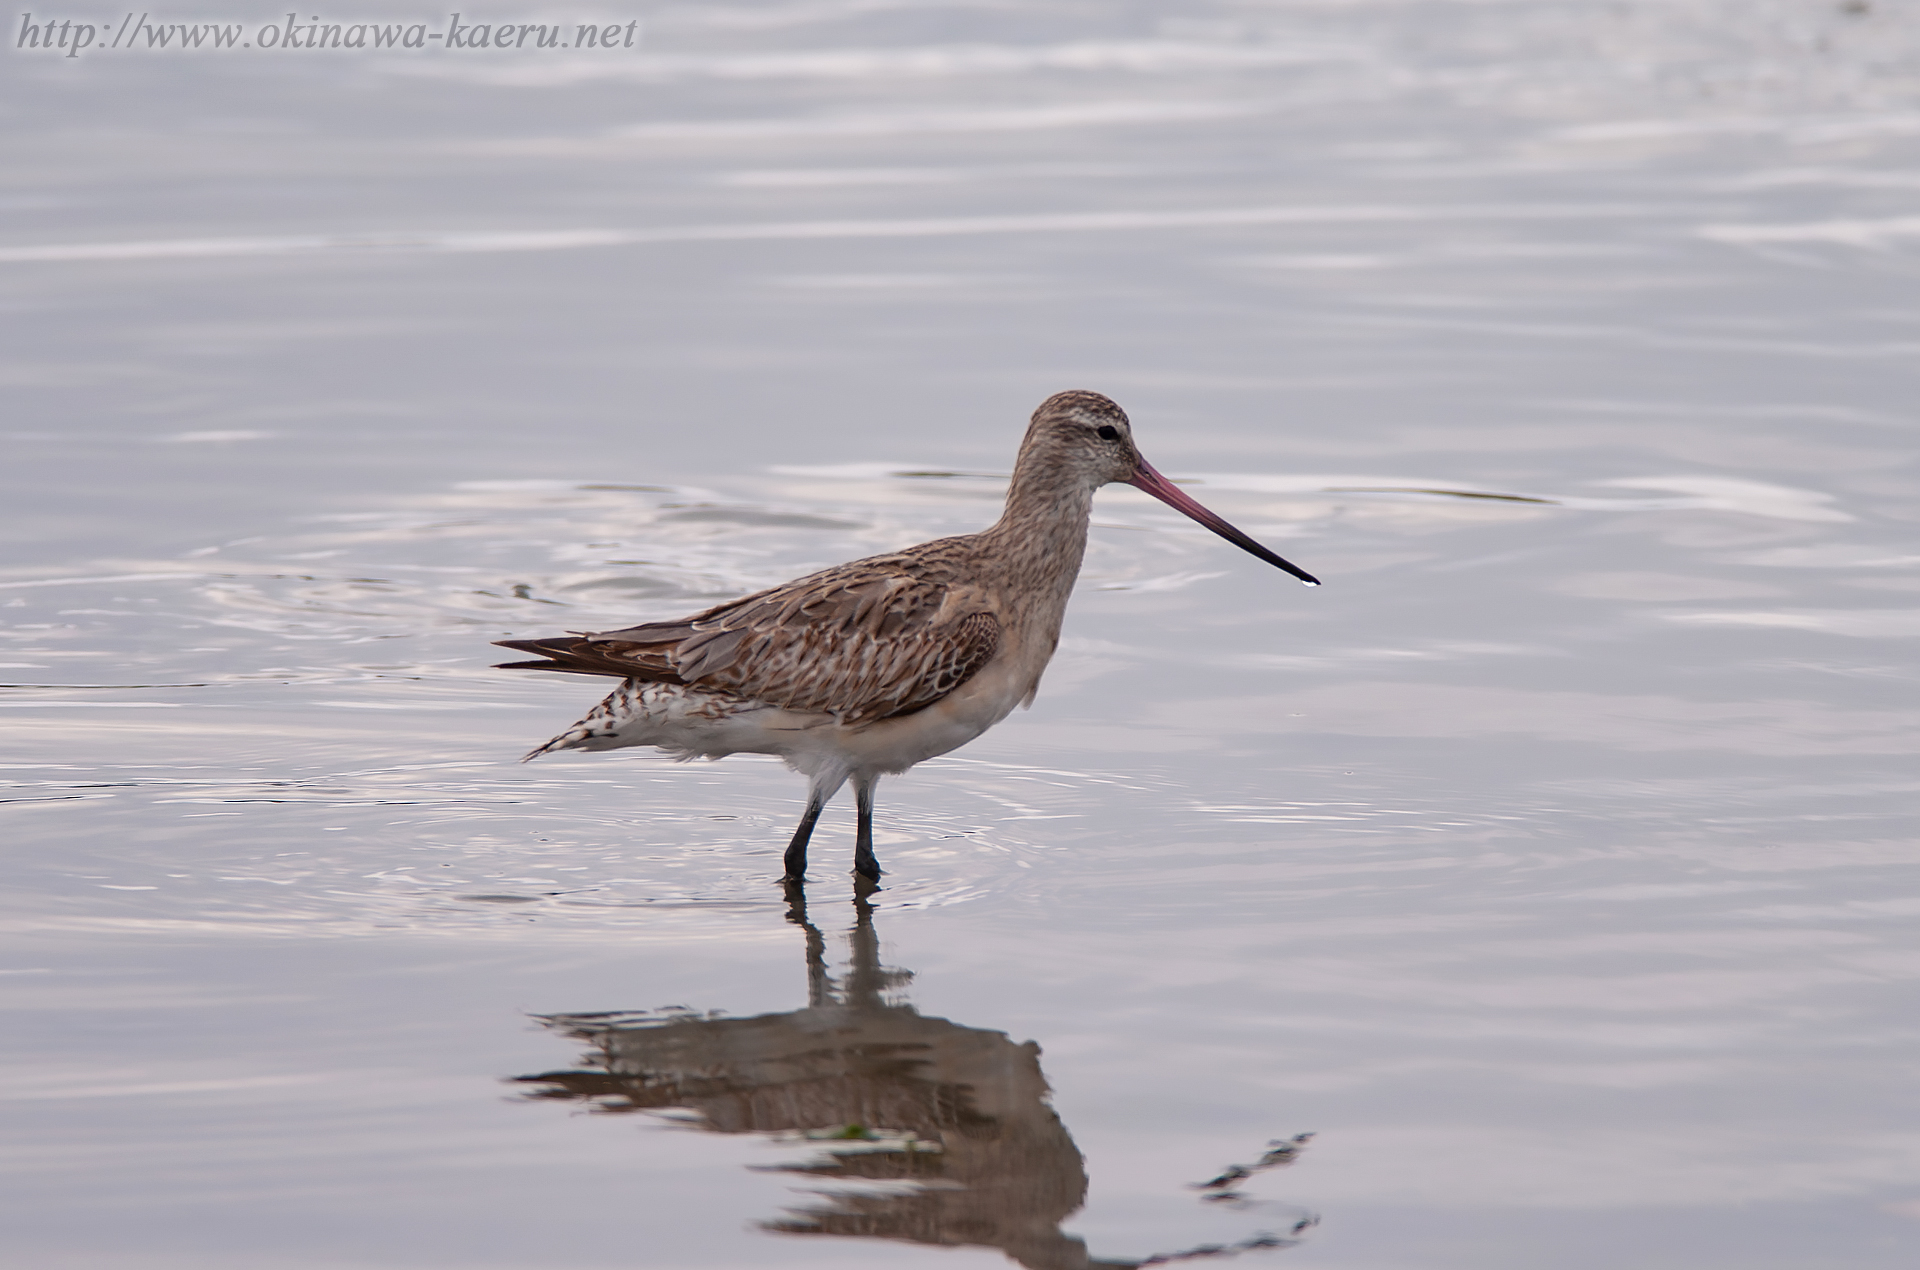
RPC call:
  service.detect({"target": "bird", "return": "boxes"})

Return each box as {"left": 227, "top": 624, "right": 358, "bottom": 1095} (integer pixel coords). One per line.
{"left": 494, "top": 390, "right": 1318, "bottom": 885}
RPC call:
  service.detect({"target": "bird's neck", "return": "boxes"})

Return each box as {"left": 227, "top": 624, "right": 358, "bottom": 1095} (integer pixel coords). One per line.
{"left": 983, "top": 460, "right": 1098, "bottom": 620}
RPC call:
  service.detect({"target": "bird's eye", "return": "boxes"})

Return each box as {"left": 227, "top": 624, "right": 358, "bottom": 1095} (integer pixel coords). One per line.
{"left": 1096, "top": 425, "right": 1120, "bottom": 441}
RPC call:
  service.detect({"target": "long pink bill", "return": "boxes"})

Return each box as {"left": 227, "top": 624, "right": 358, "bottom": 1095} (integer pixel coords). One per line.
{"left": 1127, "top": 458, "right": 1321, "bottom": 587}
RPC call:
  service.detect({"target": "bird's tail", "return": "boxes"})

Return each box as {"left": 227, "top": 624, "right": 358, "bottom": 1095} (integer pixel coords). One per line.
{"left": 520, "top": 680, "right": 643, "bottom": 761}
{"left": 493, "top": 636, "right": 681, "bottom": 680}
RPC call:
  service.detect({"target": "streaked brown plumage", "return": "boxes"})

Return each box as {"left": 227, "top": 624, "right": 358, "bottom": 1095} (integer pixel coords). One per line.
{"left": 501, "top": 563, "right": 1002, "bottom": 725}
{"left": 497, "top": 390, "right": 1317, "bottom": 885}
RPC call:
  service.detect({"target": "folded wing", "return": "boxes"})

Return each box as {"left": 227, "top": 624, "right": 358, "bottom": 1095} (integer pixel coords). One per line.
{"left": 495, "top": 558, "right": 1000, "bottom": 725}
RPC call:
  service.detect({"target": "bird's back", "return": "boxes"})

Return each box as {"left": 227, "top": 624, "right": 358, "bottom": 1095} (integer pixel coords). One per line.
{"left": 497, "top": 533, "right": 1009, "bottom": 726}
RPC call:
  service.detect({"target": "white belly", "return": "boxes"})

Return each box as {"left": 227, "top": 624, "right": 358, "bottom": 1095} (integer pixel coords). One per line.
{"left": 530, "top": 649, "right": 1036, "bottom": 784}
{"left": 831, "top": 653, "right": 1033, "bottom": 773}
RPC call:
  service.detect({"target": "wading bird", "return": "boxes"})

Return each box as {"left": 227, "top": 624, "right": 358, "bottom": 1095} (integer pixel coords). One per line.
{"left": 496, "top": 391, "right": 1317, "bottom": 884}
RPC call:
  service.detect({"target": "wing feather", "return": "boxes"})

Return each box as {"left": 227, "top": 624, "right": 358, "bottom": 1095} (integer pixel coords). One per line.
{"left": 494, "top": 546, "right": 1000, "bottom": 723}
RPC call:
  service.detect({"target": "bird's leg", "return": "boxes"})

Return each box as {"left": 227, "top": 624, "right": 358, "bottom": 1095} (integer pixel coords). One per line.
{"left": 781, "top": 789, "right": 828, "bottom": 883}
{"left": 782, "top": 774, "right": 845, "bottom": 884}
{"left": 852, "top": 773, "right": 883, "bottom": 882}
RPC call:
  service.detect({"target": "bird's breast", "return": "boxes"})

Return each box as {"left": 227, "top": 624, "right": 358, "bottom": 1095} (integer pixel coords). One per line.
{"left": 831, "top": 615, "right": 1059, "bottom": 775}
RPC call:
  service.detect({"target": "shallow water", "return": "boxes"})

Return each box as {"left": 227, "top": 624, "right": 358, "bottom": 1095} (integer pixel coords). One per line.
{"left": 5, "top": 1, "right": 1920, "bottom": 1266}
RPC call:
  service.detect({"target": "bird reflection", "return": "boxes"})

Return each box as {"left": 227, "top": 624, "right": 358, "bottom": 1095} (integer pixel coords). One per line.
{"left": 511, "top": 884, "right": 1313, "bottom": 1269}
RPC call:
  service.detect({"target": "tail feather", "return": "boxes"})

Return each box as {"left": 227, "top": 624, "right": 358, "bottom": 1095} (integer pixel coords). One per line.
{"left": 492, "top": 636, "right": 682, "bottom": 681}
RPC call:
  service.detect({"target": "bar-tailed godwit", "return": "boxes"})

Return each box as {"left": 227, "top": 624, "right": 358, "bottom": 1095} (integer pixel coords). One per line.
{"left": 496, "top": 390, "right": 1317, "bottom": 883}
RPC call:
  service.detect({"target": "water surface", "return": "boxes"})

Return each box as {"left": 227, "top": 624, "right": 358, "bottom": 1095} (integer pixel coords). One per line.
{"left": 4, "top": 2, "right": 1919, "bottom": 1266}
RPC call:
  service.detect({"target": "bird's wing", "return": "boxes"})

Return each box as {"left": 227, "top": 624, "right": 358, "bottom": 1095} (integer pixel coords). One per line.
{"left": 496, "top": 549, "right": 1001, "bottom": 724}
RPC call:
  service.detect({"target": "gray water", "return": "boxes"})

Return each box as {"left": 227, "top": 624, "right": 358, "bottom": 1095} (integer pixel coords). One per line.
{"left": 4, "top": 2, "right": 1919, "bottom": 1266}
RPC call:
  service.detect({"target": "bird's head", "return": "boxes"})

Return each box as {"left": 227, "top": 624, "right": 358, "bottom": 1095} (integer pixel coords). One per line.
{"left": 1022, "top": 389, "right": 1144, "bottom": 488}
{"left": 1019, "top": 390, "right": 1320, "bottom": 586}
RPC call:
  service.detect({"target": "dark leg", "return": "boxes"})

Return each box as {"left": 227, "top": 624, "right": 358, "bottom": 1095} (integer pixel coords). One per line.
{"left": 852, "top": 774, "right": 882, "bottom": 882}
{"left": 782, "top": 787, "right": 828, "bottom": 883}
